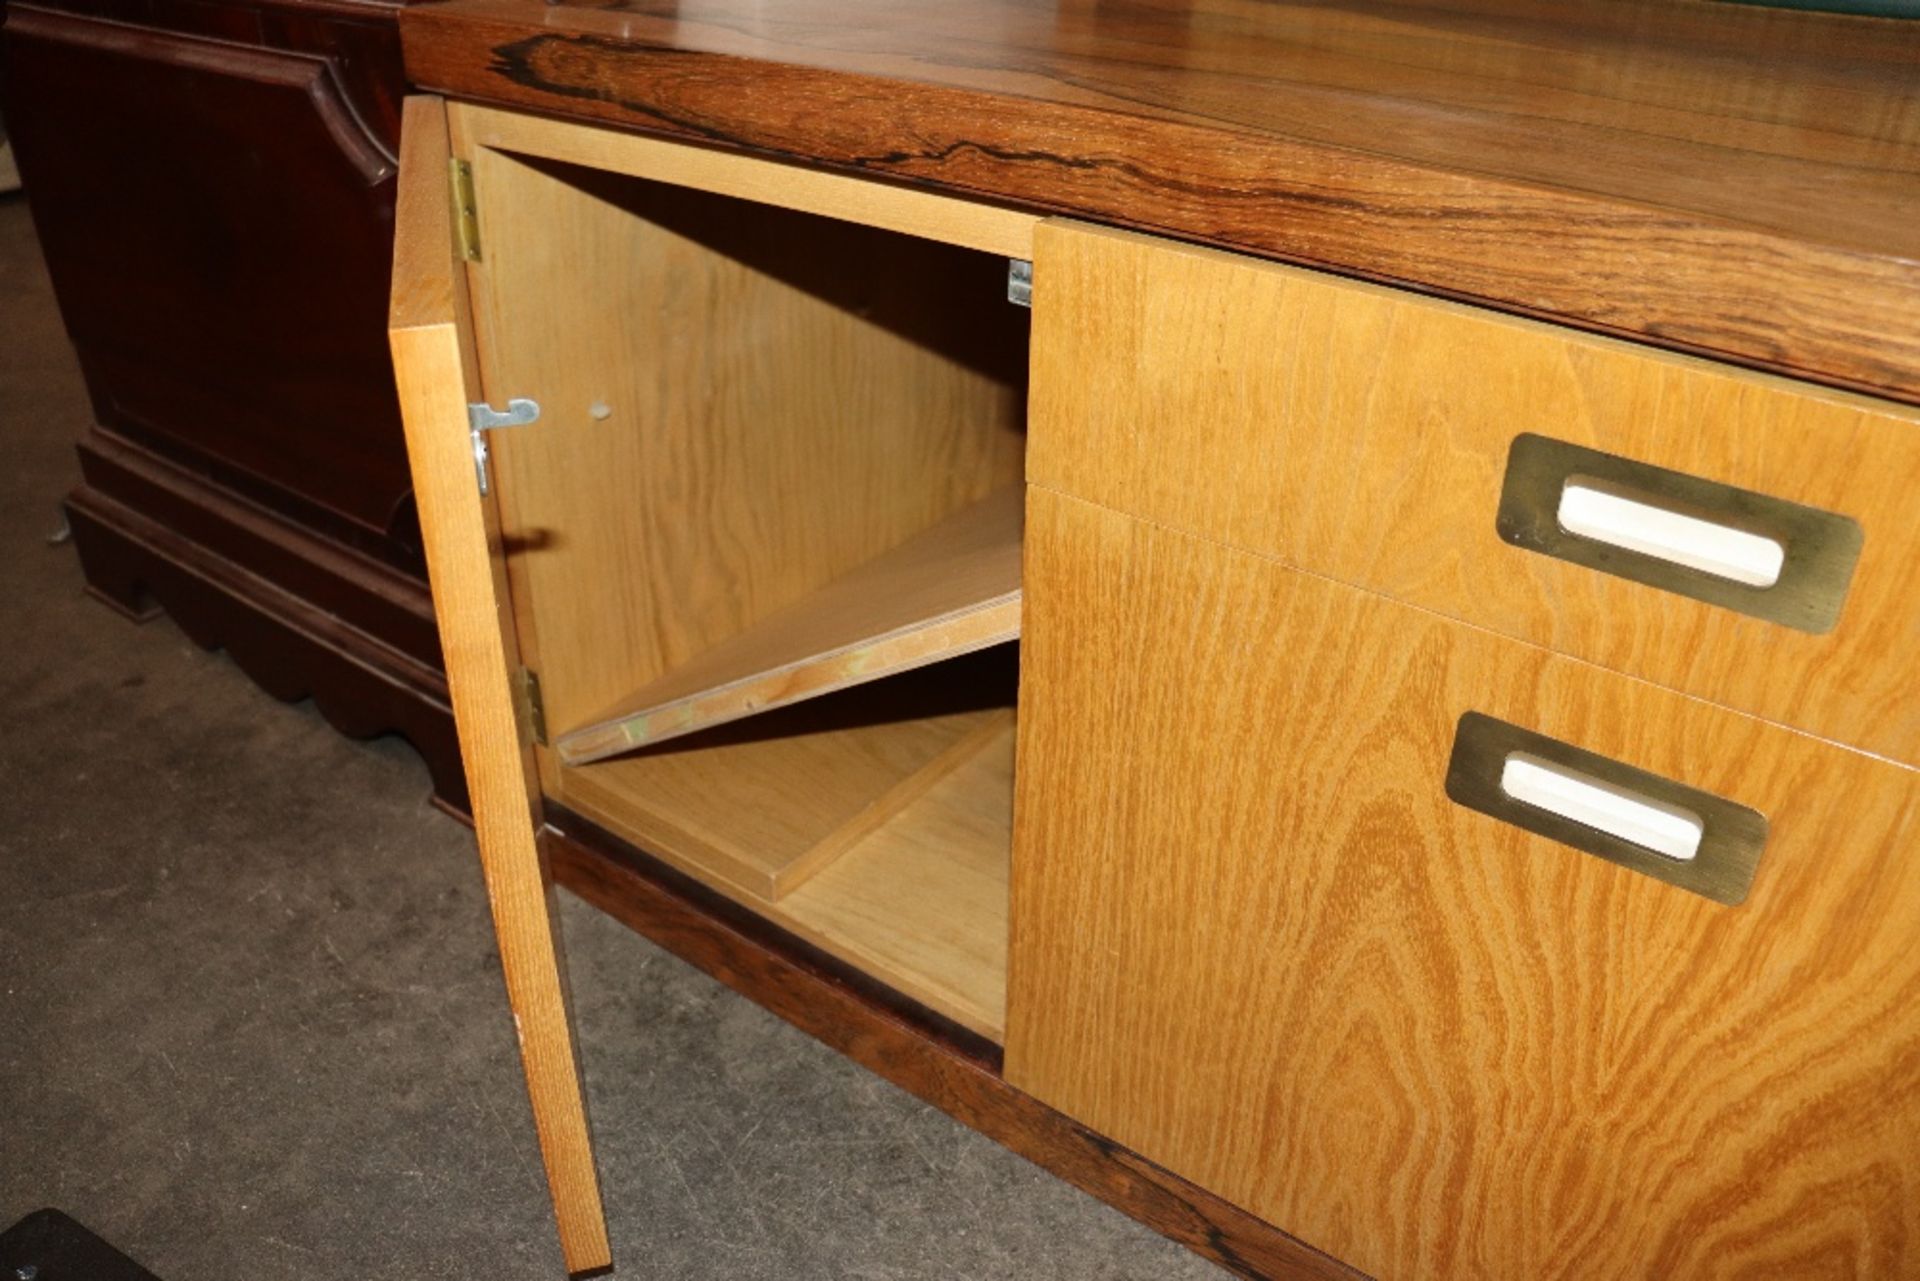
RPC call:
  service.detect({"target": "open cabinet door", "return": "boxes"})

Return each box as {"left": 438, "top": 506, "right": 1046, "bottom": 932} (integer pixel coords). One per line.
{"left": 387, "top": 95, "right": 611, "bottom": 1274}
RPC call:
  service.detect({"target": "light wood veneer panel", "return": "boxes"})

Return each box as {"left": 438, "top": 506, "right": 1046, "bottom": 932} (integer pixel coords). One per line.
{"left": 1028, "top": 221, "right": 1920, "bottom": 764}
{"left": 554, "top": 699, "right": 999, "bottom": 903}
{"left": 781, "top": 715, "right": 1015, "bottom": 1038}
{"left": 453, "top": 102, "right": 1038, "bottom": 259}
{"left": 1005, "top": 487, "right": 1920, "bottom": 1281}
{"left": 456, "top": 136, "right": 1025, "bottom": 735}
{"left": 559, "top": 705, "right": 1015, "bottom": 1037}
{"left": 387, "top": 96, "right": 610, "bottom": 1274}
{"left": 558, "top": 487, "right": 1022, "bottom": 763}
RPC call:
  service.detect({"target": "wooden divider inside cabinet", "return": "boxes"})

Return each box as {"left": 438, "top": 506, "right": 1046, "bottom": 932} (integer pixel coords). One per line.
{"left": 1005, "top": 486, "right": 1920, "bottom": 1281}
{"left": 555, "top": 669, "right": 1017, "bottom": 1036}
{"left": 1028, "top": 221, "right": 1920, "bottom": 766}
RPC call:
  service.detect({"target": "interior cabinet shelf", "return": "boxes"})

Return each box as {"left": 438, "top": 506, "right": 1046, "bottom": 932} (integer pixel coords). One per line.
{"left": 766, "top": 710, "right": 1014, "bottom": 1037}
{"left": 556, "top": 645, "right": 1017, "bottom": 889}
{"left": 557, "top": 485, "right": 1023, "bottom": 765}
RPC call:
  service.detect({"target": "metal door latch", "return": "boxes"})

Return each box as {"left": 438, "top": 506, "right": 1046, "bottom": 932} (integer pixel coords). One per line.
{"left": 468, "top": 398, "right": 540, "bottom": 495}
{"left": 1007, "top": 259, "right": 1033, "bottom": 308}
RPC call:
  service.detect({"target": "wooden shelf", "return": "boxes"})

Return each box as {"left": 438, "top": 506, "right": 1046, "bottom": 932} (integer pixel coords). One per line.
{"left": 551, "top": 668, "right": 1016, "bottom": 1038}
{"left": 781, "top": 714, "right": 1013, "bottom": 1038}
{"left": 556, "top": 487, "right": 1023, "bottom": 765}
{"left": 555, "top": 711, "right": 989, "bottom": 899}
{"left": 552, "top": 645, "right": 1018, "bottom": 895}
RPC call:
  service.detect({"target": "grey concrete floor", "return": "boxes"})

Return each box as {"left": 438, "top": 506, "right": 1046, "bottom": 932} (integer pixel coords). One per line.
{"left": 0, "top": 195, "right": 1224, "bottom": 1280}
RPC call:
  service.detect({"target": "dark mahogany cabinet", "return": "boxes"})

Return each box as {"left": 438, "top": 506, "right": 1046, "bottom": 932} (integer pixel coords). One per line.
{"left": 3, "top": 0, "right": 464, "bottom": 807}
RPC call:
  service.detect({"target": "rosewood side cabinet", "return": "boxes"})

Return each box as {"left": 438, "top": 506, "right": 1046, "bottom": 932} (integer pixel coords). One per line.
{"left": 2, "top": 0, "right": 468, "bottom": 806}
{"left": 386, "top": 3, "right": 1920, "bottom": 1277}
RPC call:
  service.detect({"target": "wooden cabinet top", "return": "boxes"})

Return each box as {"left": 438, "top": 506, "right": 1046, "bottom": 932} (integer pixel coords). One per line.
{"left": 401, "top": 0, "right": 1920, "bottom": 403}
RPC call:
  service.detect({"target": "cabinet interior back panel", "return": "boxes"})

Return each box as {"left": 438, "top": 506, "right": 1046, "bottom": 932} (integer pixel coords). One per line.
{"left": 457, "top": 145, "right": 1027, "bottom": 737}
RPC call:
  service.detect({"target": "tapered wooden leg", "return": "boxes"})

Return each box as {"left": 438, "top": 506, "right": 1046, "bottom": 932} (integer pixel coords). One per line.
{"left": 388, "top": 94, "right": 611, "bottom": 1274}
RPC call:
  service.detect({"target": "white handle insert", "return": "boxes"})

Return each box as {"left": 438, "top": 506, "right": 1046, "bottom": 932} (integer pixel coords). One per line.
{"left": 1500, "top": 752, "right": 1704, "bottom": 862}
{"left": 1558, "top": 476, "right": 1785, "bottom": 587}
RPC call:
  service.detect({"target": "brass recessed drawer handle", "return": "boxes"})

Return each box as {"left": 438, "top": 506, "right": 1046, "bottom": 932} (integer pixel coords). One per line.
{"left": 1495, "top": 434, "right": 1863, "bottom": 633}
{"left": 1445, "top": 712, "right": 1769, "bottom": 905}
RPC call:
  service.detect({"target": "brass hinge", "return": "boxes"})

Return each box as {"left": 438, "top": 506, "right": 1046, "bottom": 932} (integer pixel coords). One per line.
{"left": 449, "top": 157, "right": 482, "bottom": 262}
{"left": 514, "top": 666, "right": 548, "bottom": 746}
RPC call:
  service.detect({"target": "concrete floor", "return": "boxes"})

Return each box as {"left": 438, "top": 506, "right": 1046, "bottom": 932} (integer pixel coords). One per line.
{"left": 0, "top": 195, "right": 1224, "bottom": 1280}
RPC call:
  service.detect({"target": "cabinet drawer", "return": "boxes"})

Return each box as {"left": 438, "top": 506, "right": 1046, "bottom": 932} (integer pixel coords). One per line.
{"left": 1027, "top": 221, "right": 1920, "bottom": 764}
{"left": 1006, "top": 488, "right": 1920, "bottom": 1281}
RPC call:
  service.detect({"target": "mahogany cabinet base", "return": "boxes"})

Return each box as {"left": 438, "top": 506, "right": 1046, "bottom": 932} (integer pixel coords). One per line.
{"left": 544, "top": 810, "right": 1364, "bottom": 1281}
{"left": 65, "top": 449, "right": 468, "bottom": 813}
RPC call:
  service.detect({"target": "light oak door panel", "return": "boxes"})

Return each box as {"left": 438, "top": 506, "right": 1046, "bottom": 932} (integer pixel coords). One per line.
{"left": 388, "top": 96, "right": 610, "bottom": 1273}
{"left": 1027, "top": 221, "right": 1920, "bottom": 765}
{"left": 1005, "top": 486, "right": 1920, "bottom": 1281}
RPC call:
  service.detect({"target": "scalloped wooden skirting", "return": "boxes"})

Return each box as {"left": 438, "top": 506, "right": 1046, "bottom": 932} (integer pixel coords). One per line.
{"left": 65, "top": 481, "right": 467, "bottom": 812}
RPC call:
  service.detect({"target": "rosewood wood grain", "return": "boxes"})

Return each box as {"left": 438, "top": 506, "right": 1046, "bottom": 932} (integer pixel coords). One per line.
{"left": 1028, "top": 220, "right": 1920, "bottom": 766}
{"left": 543, "top": 811, "right": 1365, "bottom": 1281}
{"left": 1006, "top": 487, "right": 1920, "bottom": 1281}
{"left": 401, "top": 0, "right": 1920, "bottom": 403}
